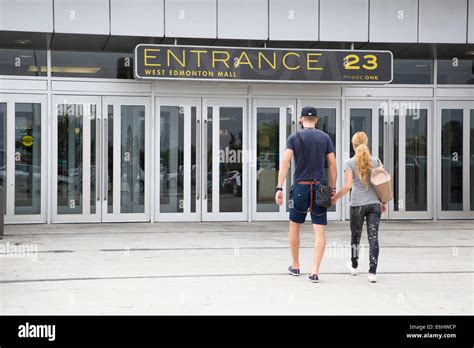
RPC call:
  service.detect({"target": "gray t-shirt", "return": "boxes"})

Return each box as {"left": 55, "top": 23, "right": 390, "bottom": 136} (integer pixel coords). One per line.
{"left": 344, "top": 156, "right": 382, "bottom": 206}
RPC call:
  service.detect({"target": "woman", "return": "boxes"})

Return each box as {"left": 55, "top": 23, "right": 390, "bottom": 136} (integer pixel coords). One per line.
{"left": 332, "top": 132, "right": 386, "bottom": 283}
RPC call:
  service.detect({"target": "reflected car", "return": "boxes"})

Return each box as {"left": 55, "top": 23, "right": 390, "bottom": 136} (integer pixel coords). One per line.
{"left": 222, "top": 170, "right": 242, "bottom": 196}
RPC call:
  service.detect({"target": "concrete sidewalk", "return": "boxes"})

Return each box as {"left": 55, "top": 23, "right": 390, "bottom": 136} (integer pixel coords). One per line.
{"left": 0, "top": 220, "right": 472, "bottom": 315}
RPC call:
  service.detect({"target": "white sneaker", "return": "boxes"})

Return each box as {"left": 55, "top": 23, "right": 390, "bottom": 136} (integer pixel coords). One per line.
{"left": 346, "top": 261, "right": 357, "bottom": 276}
{"left": 368, "top": 273, "right": 377, "bottom": 283}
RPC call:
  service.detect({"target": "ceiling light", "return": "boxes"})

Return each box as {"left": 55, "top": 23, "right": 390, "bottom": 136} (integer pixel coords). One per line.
{"left": 14, "top": 39, "right": 32, "bottom": 45}
{"left": 28, "top": 66, "right": 101, "bottom": 74}
{"left": 465, "top": 51, "right": 474, "bottom": 56}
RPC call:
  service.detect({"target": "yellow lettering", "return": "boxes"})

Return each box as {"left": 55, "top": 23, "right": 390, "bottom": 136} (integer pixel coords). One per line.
{"left": 190, "top": 50, "right": 207, "bottom": 68}
{"left": 258, "top": 52, "right": 276, "bottom": 69}
{"left": 212, "top": 51, "right": 230, "bottom": 69}
{"left": 236, "top": 51, "right": 254, "bottom": 69}
{"left": 307, "top": 53, "right": 322, "bottom": 71}
{"left": 167, "top": 50, "right": 186, "bottom": 67}
{"left": 144, "top": 48, "right": 161, "bottom": 67}
{"left": 282, "top": 52, "right": 301, "bottom": 70}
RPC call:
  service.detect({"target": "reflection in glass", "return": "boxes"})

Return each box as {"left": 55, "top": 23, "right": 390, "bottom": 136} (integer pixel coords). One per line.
{"left": 57, "top": 104, "right": 84, "bottom": 214}
{"left": 350, "top": 109, "right": 372, "bottom": 157}
{"left": 471, "top": 110, "right": 474, "bottom": 211}
{"left": 441, "top": 109, "right": 463, "bottom": 211}
{"left": 0, "top": 103, "right": 6, "bottom": 209}
{"left": 14, "top": 103, "right": 41, "bottom": 214}
{"left": 257, "top": 108, "right": 279, "bottom": 212}
{"left": 316, "top": 108, "right": 337, "bottom": 212}
{"left": 218, "top": 107, "right": 243, "bottom": 213}
{"left": 160, "top": 106, "right": 184, "bottom": 213}
{"left": 392, "top": 59, "right": 433, "bottom": 84}
{"left": 378, "top": 109, "right": 384, "bottom": 165}
{"left": 51, "top": 51, "right": 134, "bottom": 79}
{"left": 121, "top": 105, "right": 145, "bottom": 213}
{"left": 0, "top": 49, "right": 48, "bottom": 76}
{"left": 107, "top": 105, "right": 114, "bottom": 213}
{"left": 405, "top": 109, "right": 428, "bottom": 211}
{"left": 437, "top": 59, "right": 474, "bottom": 84}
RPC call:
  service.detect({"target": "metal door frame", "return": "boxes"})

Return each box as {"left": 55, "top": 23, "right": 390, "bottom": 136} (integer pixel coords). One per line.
{"left": 437, "top": 100, "right": 474, "bottom": 219}
{"left": 154, "top": 96, "right": 202, "bottom": 222}
{"left": 251, "top": 98, "right": 296, "bottom": 221}
{"left": 102, "top": 96, "right": 151, "bottom": 222}
{"left": 1, "top": 93, "right": 47, "bottom": 224}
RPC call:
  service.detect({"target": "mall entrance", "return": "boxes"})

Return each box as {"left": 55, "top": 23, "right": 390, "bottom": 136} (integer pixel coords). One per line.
{"left": 156, "top": 97, "right": 248, "bottom": 221}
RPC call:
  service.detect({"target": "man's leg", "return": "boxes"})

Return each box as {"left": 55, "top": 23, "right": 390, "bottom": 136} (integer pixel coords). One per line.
{"left": 311, "top": 224, "right": 326, "bottom": 275}
{"left": 289, "top": 221, "right": 301, "bottom": 269}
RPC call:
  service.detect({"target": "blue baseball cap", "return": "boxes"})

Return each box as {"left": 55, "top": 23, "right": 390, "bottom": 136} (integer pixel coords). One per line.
{"left": 301, "top": 106, "right": 318, "bottom": 117}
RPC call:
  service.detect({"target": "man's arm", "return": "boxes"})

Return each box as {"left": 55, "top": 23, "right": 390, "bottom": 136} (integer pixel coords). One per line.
{"left": 275, "top": 148, "right": 293, "bottom": 206}
{"left": 326, "top": 152, "right": 337, "bottom": 189}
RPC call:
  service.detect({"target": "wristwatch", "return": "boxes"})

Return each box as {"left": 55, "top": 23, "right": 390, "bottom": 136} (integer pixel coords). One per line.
{"left": 275, "top": 187, "right": 283, "bottom": 193}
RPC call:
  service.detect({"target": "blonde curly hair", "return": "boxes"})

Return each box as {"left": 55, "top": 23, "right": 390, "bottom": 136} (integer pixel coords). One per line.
{"left": 352, "top": 132, "right": 373, "bottom": 189}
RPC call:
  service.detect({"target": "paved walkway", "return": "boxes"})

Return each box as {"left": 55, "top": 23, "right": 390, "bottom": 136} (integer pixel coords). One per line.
{"left": 0, "top": 220, "right": 472, "bottom": 315}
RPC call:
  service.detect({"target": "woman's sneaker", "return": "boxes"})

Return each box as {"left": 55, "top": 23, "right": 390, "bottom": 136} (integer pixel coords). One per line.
{"left": 288, "top": 265, "right": 300, "bottom": 276}
{"left": 308, "top": 274, "right": 320, "bottom": 283}
{"left": 368, "top": 273, "right": 377, "bottom": 283}
{"left": 346, "top": 261, "right": 357, "bottom": 276}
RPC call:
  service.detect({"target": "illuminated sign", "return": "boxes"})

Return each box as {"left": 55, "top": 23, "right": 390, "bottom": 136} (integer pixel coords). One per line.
{"left": 134, "top": 44, "right": 393, "bottom": 84}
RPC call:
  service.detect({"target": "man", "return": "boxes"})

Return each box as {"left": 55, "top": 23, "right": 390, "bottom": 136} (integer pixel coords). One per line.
{"left": 275, "top": 106, "right": 337, "bottom": 283}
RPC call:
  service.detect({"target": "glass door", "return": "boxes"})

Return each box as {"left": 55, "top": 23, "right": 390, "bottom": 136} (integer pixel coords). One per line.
{"left": 437, "top": 101, "right": 474, "bottom": 218}
{"left": 202, "top": 98, "right": 248, "bottom": 221}
{"left": 102, "top": 97, "right": 150, "bottom": 222}
{"left": 298, "top": 100, "right": 341, "bottom": 220}
{"left": 155, "top": 97, "right": 201, "bottom": 222}
{"left": 52, "top": 96, "right": 101, "bottom": 222}
{"left": 252, "top": 99, "right": 295, "bottom": 220}
{"left": 0, "top": 94, "right": 46, "bottom": 223}
{"left": 346, "top": 100, "right": 433, "bottom": 219}
{"left": 52, "top": 95, "right": 150, "bottom": 223}
{"left": 389, "top": 100, "right": 432, "bottom": 219}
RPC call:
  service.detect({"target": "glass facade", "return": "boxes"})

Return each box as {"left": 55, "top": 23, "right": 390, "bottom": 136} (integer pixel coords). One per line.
{"left": 51, "top": 51, "right": 134, "bottom": 79}
{"left": 392, "top": 59, "right": 433, "bottom": 84}
{"left": 0, "top": 49, "right": 47, "bottom": 76}
{"left": 438, "top": 59, "right": 474, "bottom": 84}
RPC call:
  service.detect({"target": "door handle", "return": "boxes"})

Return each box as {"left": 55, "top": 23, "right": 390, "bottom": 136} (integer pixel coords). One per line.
{"left": 103, "top": 118, "right": 108, "bottom": 201}
{"left": 97, "top": 118, "right": 101, "bottom": 201}
{"left": 196, "top": 119, "right": 201, "bottom": 200}
{"left": 203, "top": 119, "right": 207, "bottom": 200}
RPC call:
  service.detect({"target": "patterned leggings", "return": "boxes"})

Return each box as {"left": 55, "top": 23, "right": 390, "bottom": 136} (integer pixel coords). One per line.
{"left": 349, "top": 203, "right": 382, "bottom": 274}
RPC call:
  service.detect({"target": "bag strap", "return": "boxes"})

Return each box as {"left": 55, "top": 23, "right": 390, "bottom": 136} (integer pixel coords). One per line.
{"left": 295, "top": 131, "right": 317, "bottom": 181}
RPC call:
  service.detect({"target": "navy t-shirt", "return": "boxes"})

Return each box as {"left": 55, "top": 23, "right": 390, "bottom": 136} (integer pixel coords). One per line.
{"left": 286, "top": 128, "right": 335, "bottom": 182}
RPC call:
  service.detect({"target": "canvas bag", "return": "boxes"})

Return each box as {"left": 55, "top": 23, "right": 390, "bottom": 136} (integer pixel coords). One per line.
{"left": 370, "top": 161, "right": 393, "bottom": 203}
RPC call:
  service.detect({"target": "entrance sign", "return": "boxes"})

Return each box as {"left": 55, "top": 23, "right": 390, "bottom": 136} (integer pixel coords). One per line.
{"left": 134, "top": 44, "right": 393, "bottom": 84}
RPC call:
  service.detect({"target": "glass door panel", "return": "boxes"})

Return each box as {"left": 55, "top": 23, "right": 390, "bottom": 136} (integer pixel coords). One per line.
{"left": 390, "top": 101, "right": 432, "bottom": 219}
{"left": 102, "top": 97, "right": 150, "bottom": 222}
{"left": 52, "top": 96, "right": 100, "bottom": 222}
{"left": 253, "top": 99, "right": 295, "bottom": 220}
{"left": 156, "top": 97, "right": 200, "bottom": 222}
{"left": 203, "top": 98, "right": 247, "bottom": 221}
{"left": 438, "top": 101, "right": 474, "bottom": 218}
{"left": 299, "top": 100, "right": 341, "bottom": 220}
{"left": 1, "top": 94, "right": 46, "bottom": 223}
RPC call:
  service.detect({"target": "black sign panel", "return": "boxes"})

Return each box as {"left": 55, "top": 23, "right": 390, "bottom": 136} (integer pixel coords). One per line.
{"left": 134, "top": 44, "right": 393, "bottom": 84}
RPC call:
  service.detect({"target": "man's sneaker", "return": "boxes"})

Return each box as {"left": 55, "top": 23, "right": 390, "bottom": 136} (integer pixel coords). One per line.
{"left": 308, "top": 274, "right": 320, "bottom": 283}
{"left": 346, "top": 261, "right": 358, "bottom": 276}
{"left": 288, "top": 265, "right": 300, "bottom": 276}
{"left": 368, "top": 273, "right": 377, "bottom": 283}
